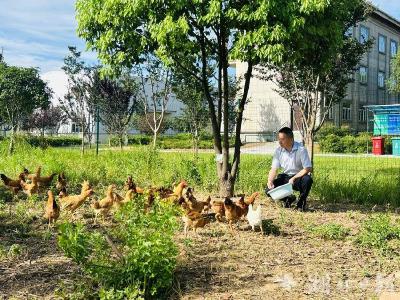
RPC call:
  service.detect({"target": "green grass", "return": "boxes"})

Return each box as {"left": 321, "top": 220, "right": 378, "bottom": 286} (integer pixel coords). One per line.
{"left": 355, "top": 214, "right": 400, "bottom": 255}
{"left": 306, "top": 223, "right": 351, "bottom": 240}
{"left": 1, "top": 141, "right": 400, "bottom": 205}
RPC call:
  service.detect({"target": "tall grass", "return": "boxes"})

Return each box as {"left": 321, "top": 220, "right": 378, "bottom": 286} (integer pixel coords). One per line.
{"left": 1, "top": 143, "right": 399, "bottom": 205}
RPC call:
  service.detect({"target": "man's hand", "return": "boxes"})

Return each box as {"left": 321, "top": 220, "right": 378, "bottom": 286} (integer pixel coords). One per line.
{"left": 267, "top": 180, "right": 274, "bottom": 189}
{"left": 288, "top": 177, "right": 296, "bottom": 185}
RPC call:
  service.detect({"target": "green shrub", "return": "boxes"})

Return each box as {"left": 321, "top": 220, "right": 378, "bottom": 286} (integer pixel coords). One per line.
{"left": 316, "top": 125, "right": 353, "bottom": 141}
{"left": 355, "top": 214, "right": 400, "bottom": 254}
{"left": 58, "top": 196, "right": 179, "bottom": 298}
{"left": 355, "top": 132, "right": 372, "bottom": 153}
{"left": 0, "top": 135, "right": 82, "bottom": 149}
{"left": 384, "top": 137, "right": 393, "bottom": 154}
{"left": 112, "top": 133, "right": 237, "bottom": 149}
{"left": 318, "top": 134, "right": 344, "bottom": 153}
{"left": 307, "top": 223, "right": 350, "bottom": 240}
{"left": 341, "top": 135, "right": 357, "bottom": 153}
{"left": 110, "top": 135, "right": 151, "bottom": 146}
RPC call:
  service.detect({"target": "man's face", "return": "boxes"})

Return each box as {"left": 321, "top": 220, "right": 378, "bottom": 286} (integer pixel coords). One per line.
{"left": 278, "top": 132, "right": 293, "bottom": 149}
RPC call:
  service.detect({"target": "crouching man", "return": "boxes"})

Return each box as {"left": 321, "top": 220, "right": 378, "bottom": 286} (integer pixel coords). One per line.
{"left": 266, "top": 127, "right": 313, "bottom": 211}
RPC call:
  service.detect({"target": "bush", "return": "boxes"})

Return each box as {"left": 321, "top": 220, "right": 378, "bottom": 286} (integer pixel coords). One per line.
{"left": 318, "top": 126, "right": 400, "bottom": 154}
{"left": 355, "top": 132, "right": 372, "bottom": 153}
{"left": 316, "top": 125, "right": 353, "bottom": 141}
{"left": 356, "top": 214, "right": 400, "bottom": 254}
{"left": 1, "top": 135, "right": 82, "bottom": 148}
{"left": 110, "top": 135, "right": 151, "bottom": 146}
{"left": 307, "top": 223, "right": 350, "bottom": 240}
{"left": 112, "top": 133, "right": 238, "bottom": 149}
{"left": 58, "top": 196, "right": 179, "bottom": 298}
{"left": 318, "top": 134, "right": 344, "bottom": 153}
{"left": 341, "top": 135, "right": 357, "bottom": 153}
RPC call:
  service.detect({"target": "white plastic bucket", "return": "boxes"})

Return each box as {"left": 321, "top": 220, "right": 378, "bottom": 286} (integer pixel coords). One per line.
{"left": 268, "top": 183, "right": 293, "bottom": 200}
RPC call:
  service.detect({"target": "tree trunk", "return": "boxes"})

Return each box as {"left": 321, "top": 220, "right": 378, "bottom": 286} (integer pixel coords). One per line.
{"left": 305, "top": 131, "right": 315, "bottom": 168}
{"left": 8, "top": 125, "right": 15, "bottom": 155}
{"left": 218, "top": 170, "right": 234, "bottom": 198}
{"left": 119, "top": 134, "right": 123, "bottom": 150}
{"left": 193, "top": 127, "right": 199, "bottom": 158}
{"left": 81, "top": 120, "right": 85, "bottom": 155}
{"left": 152, "top": 131, "right": 157, "bottom": 149}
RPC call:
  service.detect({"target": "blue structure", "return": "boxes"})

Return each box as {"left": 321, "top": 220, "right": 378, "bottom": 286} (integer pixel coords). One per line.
{"left": 365, "top": 104, "right": 400, "bottom": 155}
{"left": 365, "top": 104, "right": 400, "bottom": 135}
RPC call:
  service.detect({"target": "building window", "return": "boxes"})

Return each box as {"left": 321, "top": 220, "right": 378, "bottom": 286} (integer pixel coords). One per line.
{"left": 378, "top": 72, "right": 385, "bottom": 88}
{"left": 358, "top": 108, "right": 367, "bottom": 122}
{"left": 342, "top": 105, "right": 351, "bottom": 121}
{"left": 360, "top": 26, "right": 369, "bottom": 44}
{"left": 359, "top": 66, "right": 368, "bottom": 84}
{"left": 378, "top": 35, "right": 386, "bottom": 54}
{"left": 71, "top": 123, "right": 82, "bottom": 133}
{"left": 390, "top": 40, "right": 398, "bottom": 57}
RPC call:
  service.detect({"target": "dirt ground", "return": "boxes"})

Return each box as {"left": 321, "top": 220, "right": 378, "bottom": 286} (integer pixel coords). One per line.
{"left": 1, "top": 196, "right": 400, "bottom": 299}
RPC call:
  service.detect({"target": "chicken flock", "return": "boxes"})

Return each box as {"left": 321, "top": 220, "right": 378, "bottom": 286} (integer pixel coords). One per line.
{"left": 1, "top": 167, "right": 264, "bottom": 235}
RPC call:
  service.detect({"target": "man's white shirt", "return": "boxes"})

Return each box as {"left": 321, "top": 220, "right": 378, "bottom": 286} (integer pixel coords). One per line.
{"left": 271, "top": 141, "right": 312, "bottom": 176}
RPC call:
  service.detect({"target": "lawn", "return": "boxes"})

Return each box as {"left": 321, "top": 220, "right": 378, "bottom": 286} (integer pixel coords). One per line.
{"left": 0, "top": 146, "right": 400, "bottom": 298}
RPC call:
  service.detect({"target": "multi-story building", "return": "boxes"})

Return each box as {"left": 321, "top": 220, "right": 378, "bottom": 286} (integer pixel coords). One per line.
{"left": 338, "top": 8, "right": 400, "bottom": 130}
{"left": 233, "top": 7, "right": 400, "bottom": 142}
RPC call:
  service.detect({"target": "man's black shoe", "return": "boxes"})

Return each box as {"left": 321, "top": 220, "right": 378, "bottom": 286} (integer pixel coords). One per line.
{"left": 295, "top": 201, "right": 307, "bottom": 211}
{"left": 284, "top": 195, "right": 296, "bottom": 208}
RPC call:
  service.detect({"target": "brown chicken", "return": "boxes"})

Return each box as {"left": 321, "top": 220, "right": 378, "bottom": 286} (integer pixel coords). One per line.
{"left": 211, "top": 199, "right": 225, "bottom": 222}
{"left": 180, "top": 201, "right": 210, "bottom": 236}
{"left": 60, "top": 180, "right": 94, "bottom": 213}
{"left": 124, "top": 176, "right": 145, "bottom": 194}
{"left": 120, "top": 189, "right": 135, "bottom": 204}
{"left": 163, "top": 180, "right": 188, "bottom": 204}
{"left": 244, "top": 192, "right": 260, "bottom": 205}
{"left": 24, "top": 166, "right": 41, "bottom": 180}
{"left": 91, "top": 185, "right": 116, "bottom": 218}
{"left": 151, "top": 186, "right": 174, "bottom": 199}
{"left": 37, "top": 173, "right": 57, "bottom": 188}
{"left": 44, "top": 190, "right": 60, "bottom": 228}
{"left": 184, "top": 191, "right": 211, "bottom": 213}
{"left": 1, "top": 173, "right": 25, "bottom": 194}
{"left": 20, "top": 175, "right": 39, "bottom": 197}
{"left": 112, "top": 188, "right": 125, "bottom": 209}
{"left": 56, "top": 172, "right": 67, "bottom": 191}
{"left": 58, "top": 187, "right": 68, "bottom": 198}
{"left": 224, "top": 197, "right": 248, "bottom": 231}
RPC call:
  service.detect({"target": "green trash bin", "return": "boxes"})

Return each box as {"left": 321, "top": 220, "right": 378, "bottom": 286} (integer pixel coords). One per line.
{"left": 392, "top": 137, "right": 400, "bottom": 156}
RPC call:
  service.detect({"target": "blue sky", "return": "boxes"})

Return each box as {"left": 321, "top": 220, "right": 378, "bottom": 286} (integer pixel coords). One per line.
{"left": 0, "top": 0, "right": 97, "bottom": 74}
{"left": 0, "top": 0, "right": 399, "bottom": 75}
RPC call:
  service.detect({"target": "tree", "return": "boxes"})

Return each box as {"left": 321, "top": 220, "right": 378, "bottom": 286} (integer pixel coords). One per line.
{"left": 76, "top": 0, "right": 342, "bottom": 196}
{"left": 134, "top": 56, "right": 173, "bottom": 149}
{"left": 0, "top": 60, "right": 51, "bottom": 154}
{"left": 257, "top": 0, "right": 372, "bottom": 164}
{"left": 172, "top": 74, "right": 209, "bottom": 156}
{"left": 91, "top": 70, "right": 140, "bottom": 148}
{"left": 59, "top": 46, "right": 97, "bottom": 154}
{"left": 22, "top": 105, "right": 67, "bottom": 135}
{"left": 388, "top": 52, "right": 400, "bottom": 93}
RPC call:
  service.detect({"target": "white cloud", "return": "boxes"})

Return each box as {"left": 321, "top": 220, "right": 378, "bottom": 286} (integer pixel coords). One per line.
{"left": 0, "top": 0, "right": 97, "bottom": 74}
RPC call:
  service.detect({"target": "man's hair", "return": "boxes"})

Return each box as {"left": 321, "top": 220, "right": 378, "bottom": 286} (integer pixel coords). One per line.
{"left": 278, "top": 127, "right": 294, "bottom": 139}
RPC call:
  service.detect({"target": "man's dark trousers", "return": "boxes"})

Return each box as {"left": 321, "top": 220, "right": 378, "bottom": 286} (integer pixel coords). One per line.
{"left": 265, "top": 173, "right": 313, "bottom": 209}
